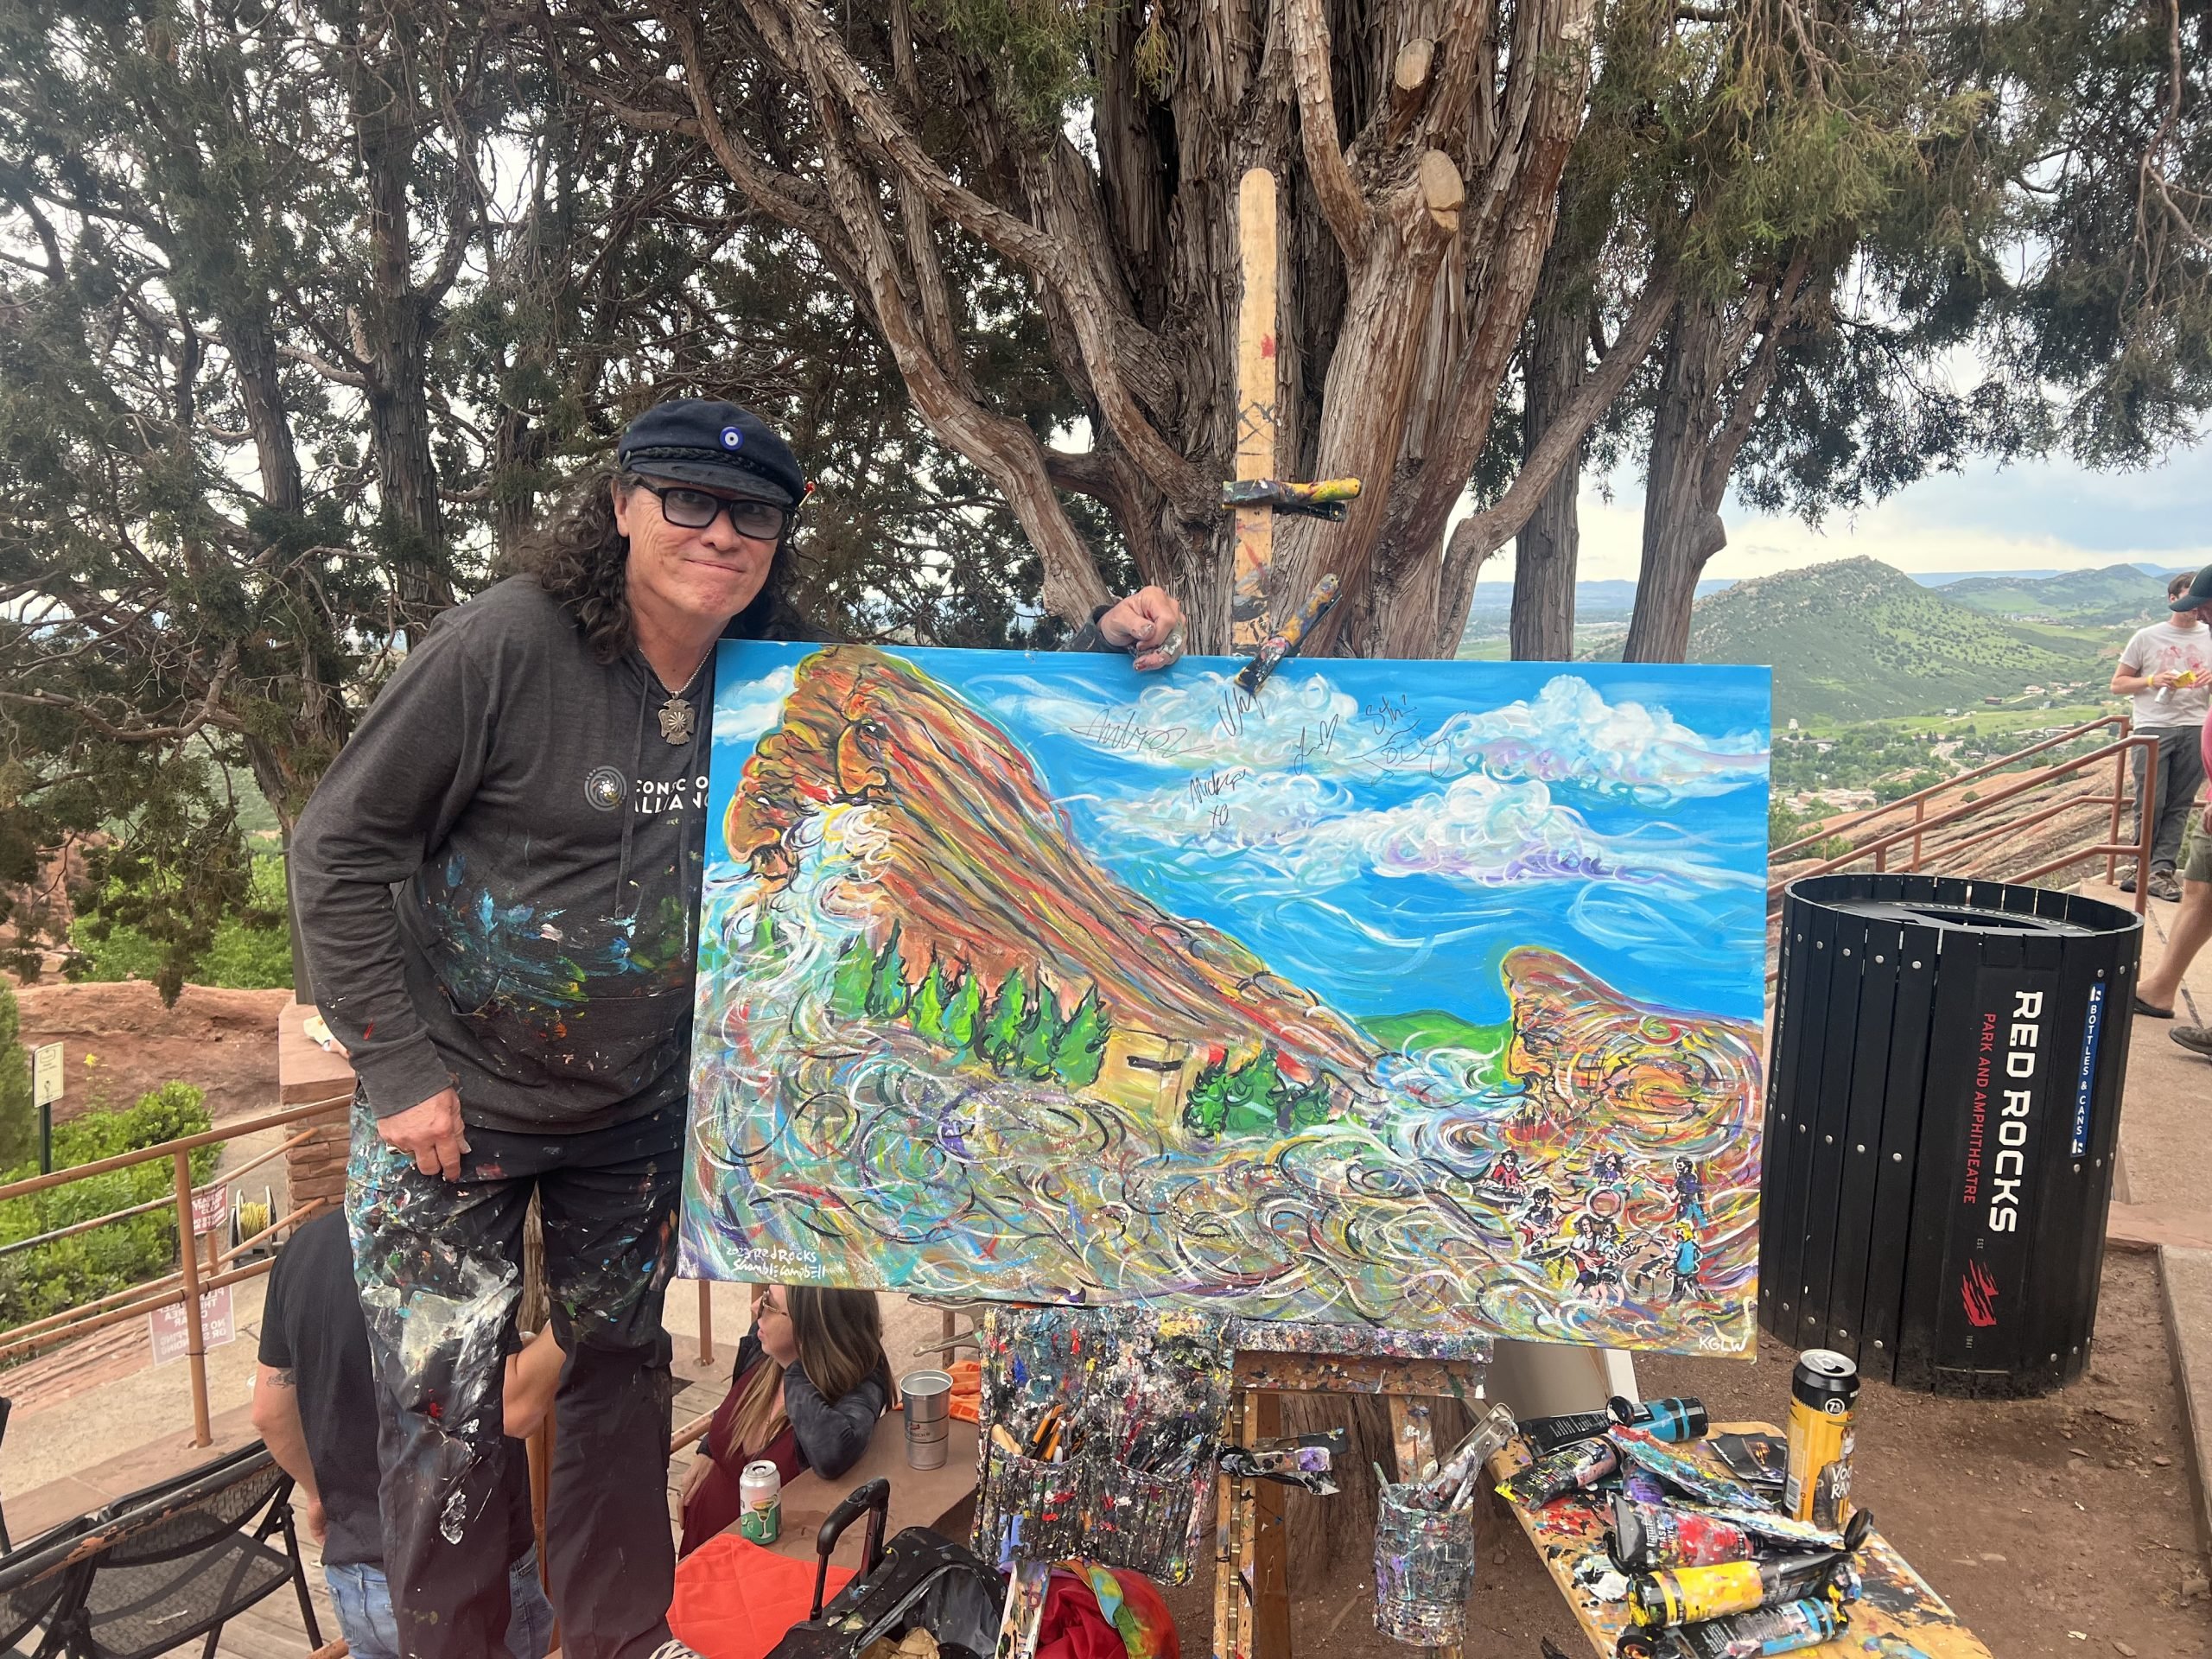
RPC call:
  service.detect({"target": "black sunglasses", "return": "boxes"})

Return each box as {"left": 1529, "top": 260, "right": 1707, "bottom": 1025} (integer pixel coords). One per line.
{"left": 632, "top": 478, "right": 791, "bottom": 540}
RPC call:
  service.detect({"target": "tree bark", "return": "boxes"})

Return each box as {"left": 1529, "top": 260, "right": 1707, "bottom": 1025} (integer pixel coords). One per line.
{"left": 1623, "top": 292, "right": 1730, "bottom": 664}
{"left": 349, "top": 3, "right": 457, "bottom": 627}
{"left": 1510, "top": 250, "right": 1590, "bottom": 661}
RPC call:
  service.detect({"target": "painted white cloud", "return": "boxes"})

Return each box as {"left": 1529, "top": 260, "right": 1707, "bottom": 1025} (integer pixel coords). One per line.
{"left": 713, "top": 663, "right": 796, "bottom": 746}
{"left": 1022, "top": 670, "right": 1764, "bottom": 802}
{"left": 1100, "top": 767, "right": 1738, "bottom": 891}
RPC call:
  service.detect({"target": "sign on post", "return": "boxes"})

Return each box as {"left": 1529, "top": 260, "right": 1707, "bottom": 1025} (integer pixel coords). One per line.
{"left": 149, "top": 1286, "right": 235, "bottom": 1365}
{"left": 31, "top": 1042, "right": 60, "bottom": 1173}
{"left": 191, "top": 1184, "right": 228, "bottom": 1236}
{"left": 30, "top": 1042, "right": 60, "bottom": 1106}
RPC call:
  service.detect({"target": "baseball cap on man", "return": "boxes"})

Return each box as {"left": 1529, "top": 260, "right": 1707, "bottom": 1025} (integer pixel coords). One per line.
{"left": 617, "top": 398, "right": 804, "bottom": 506}
{"left": 2171, "top": 566, "right": 2212, "bottom": 612}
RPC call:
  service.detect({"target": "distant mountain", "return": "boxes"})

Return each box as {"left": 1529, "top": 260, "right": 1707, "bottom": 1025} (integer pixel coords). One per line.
{"left": 1647, "top": 557, "right": 2095, "bottom": 721}
{"left": 1936, "top": 562, "right": 2199, "bottom": 625}
{"left": 1467, "top": 577, "right": 1734, "bottom": 614}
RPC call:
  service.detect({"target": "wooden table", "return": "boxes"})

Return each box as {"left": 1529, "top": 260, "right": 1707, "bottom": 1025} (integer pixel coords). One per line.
{"left": 1491, "top": 1422, "right": 1994, "bottom": 1658}
{"left": 760, "top": 1414, "right": 981, "bottom": 1572}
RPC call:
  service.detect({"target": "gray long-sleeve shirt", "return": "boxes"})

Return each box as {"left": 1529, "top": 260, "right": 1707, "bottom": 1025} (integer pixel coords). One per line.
{"left": 292, "top": 579, "right": 1123, "bottom": 1135}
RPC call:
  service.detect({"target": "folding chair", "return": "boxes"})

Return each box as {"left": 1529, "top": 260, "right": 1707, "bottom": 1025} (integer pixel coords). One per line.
{"left": 0, "top": 1516, "right": 95, "bottom": 1659}
{"left": 46, "top": 1443, "right": 322, "bottom": 1659}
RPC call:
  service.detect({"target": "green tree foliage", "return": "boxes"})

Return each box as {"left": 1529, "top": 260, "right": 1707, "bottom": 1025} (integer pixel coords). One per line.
{"left": 979, "top": 969, "right": 1028, "bottom": 1066}
{"left": 1014, "top": 988, "right": 1061, "bottom": 1079}
{"left": 942, "top": 970, "right": 984, "bottom": 1052}
{"left": 864, "top": 923, "right": 911, "bottom": 1020}
{"left": 830, "top": 938, "right": 874, "bottom": 1021}
{"left": 0, "top": 982, "right": 34, "bottom": 1170}
{"left": 910, "top": 962, "right": 950, "bottom": 1045}
{"left": 1183, "top": 1048, "right": 1332, "bottom": 1137}
{"left": 0, "top": 1083, "right": 221, "bottom": 1332}
{"left": 1183, "top": 1058, "right": 1232, "bottom": 1138}
{"left": 1051, "top": 989, "right": 1109, "bottom": 1090}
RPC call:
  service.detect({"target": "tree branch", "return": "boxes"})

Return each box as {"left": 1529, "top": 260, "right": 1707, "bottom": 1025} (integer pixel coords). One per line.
{"left": 1287, "top": 0, "right": 1370, "bottom": 259}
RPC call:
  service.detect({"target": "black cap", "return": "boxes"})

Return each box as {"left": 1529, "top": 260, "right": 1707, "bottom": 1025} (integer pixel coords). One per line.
{"left": 617, "top": 398, "right": 804, "bottom": 506}
{"left": 2171, "top": 566, "right": 2212, "bottom": 612}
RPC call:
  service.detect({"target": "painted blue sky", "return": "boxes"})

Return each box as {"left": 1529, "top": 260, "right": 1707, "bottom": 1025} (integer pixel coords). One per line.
{"left": 708, "top": 645, "right": 1772, "bottom": 1029}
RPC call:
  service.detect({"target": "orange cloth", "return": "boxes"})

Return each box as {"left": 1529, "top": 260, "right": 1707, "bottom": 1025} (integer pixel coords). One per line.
{"left": 668, "top": 1533, "right": 855, "bottom": 1659}
{"left": 947, "top": 1358, "right": 982, "bottom": 1424}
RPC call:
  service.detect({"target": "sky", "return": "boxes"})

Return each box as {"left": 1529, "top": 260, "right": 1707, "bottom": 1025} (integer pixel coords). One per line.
{"left": 1478, "top": 442, "right": 2212, "bottom": 586}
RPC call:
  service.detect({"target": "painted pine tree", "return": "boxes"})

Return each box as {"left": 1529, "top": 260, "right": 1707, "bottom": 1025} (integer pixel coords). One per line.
{"left": 1051, "top": 988, "right": 1109, "bottom": 1090}
{"left": 1222, "top": 1050, "right": 1284, "bottom": 1135}
{"left": 979, "top": 968, "right": 1028, "bottom": 1066}
{"left": 864, "top": 922, "right": 910, "bottom": 1020}
{"left": 1183, "top": 1058, "right": 1231, "bottom": 1138}
{"left": 943, "top": 970, "right": 984, "bottom": 1052}
{"left": 829, "top": 938, "right": 874, "bottom": 1020}
{"left": 909, "top": 962, "right": 950, "bottom": 1044}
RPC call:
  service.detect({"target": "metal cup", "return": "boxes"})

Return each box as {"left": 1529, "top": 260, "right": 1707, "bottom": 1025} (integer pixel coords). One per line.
{"left": 901, "top": 1370, "right": 954, "bottom": 1471}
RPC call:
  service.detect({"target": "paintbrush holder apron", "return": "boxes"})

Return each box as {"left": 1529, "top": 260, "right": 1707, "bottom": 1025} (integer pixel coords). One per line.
{"left": 1372, "top": 1483, "right": 1477, "bottom": 1646}
{"left": 1086, "top": 1459, "right": 1216, "bottom": 1582}
{"left": 976, "top": 1450, "right": 1089, "bottom": 1567}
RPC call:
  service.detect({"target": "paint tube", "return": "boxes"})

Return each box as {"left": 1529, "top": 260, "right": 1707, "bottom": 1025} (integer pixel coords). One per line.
{"left": 1671, "top": 1597, "right": 1846, "bottom": 1657}
{"left": 1624, "top": 1548, "right": 1853, "bottom": 1630}
{"left": 1608, "top": 1493, "right": 1757, "bottom": 1572}
{"left": 1675, "top": 1500, "right": 1868, "bottom": 1554}
{"left": 1609, "top": 1425, "right": 1770, "bottom": 1509}
{"left": 1496, "top": 1436, "right": 1618, "bottom": 1507}
{"left": 1518, "top": 1408, "right": 1618, "bottom": 1456}
{"left": 1611, "top": 1395, "right": 1710, "bottom": 1443}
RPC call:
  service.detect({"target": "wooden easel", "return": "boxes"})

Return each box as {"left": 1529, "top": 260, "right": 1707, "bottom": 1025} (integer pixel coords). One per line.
{"left": 1214, "top": 1350, "right": 1487, "bottom": 1659}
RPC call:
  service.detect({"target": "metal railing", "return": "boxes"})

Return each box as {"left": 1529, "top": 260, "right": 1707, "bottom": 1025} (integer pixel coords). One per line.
{"left": 0, "top": 1092, "right": 355, "bottom": 1444}
{"left": 1768, "top": 714, "right": 2161, "bottom": 916}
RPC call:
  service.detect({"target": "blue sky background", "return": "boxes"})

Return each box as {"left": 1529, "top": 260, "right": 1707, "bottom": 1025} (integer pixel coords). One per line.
{"left": 709, "top": 645, "right": 1772, "bottom": 1030}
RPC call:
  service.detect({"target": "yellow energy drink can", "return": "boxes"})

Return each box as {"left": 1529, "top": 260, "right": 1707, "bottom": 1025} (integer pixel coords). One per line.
{"left": 1625, "top": 1561, "right": 1766, "bottom": 1628}
{"left": 1784, "top": 1348, "right": 1859, "bottom": 1527}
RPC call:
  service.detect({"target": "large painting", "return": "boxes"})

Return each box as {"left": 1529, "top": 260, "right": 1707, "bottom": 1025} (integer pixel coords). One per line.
{"left": 680, "top": 644, "right": 1770, "bottom": 1356}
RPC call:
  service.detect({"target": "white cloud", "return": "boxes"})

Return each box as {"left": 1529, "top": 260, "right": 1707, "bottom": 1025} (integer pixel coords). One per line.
{"left": 1098, "top": 767, "right": 1739, "bottom": 892}
{"left": 1022, "top": 670, "right": 1764, "bottom": 803}
{"left": 713, "top": 663, "right": 796, "bottom": 746}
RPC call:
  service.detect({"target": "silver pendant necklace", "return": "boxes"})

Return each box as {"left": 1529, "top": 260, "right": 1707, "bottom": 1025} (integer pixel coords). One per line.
{"left": 656, "top": 649, "right": 711, "bottom": 746}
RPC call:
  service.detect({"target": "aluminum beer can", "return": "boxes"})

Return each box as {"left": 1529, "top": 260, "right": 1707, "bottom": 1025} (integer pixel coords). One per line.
{"left": 1783, "top": 1349, "right": 1859, "bottom": 1527}
{"left": 738, "top": 1459, "right": 783, "bottom": 1544}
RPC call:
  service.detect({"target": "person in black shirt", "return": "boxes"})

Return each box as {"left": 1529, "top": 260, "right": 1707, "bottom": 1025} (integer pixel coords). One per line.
{"left": 252, "top": 1210, "right": 558, "bottom": 1659}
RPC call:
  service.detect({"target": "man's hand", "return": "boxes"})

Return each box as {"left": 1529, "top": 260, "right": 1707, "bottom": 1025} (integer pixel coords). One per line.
{"left": 2153, "top": 668, "right": 2182, "bottom": 689}
{"left": 1096, "top": 587, "right": 1186, "bottom": 672}
{"left": 303, "top": 1496, "right": 328, "bottom": 1546}
{"left": 378, "top": 1087, "right": 469, "bottom": 1180}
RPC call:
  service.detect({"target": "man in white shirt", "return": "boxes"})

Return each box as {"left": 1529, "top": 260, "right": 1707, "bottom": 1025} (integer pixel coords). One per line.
{"left": 2111, "top": 569, "right": 2212, "bottom": 902}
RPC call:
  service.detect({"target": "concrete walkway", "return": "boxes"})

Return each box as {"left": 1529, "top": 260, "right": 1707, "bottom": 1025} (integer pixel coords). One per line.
{"left": 2090, "top": 874, "right": 2212, "bottom": 1554}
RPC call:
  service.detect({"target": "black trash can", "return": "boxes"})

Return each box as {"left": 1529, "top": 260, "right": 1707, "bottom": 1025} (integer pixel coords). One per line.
{"left": 1760, "top": 874, "right": 2143, "bottom": 1396}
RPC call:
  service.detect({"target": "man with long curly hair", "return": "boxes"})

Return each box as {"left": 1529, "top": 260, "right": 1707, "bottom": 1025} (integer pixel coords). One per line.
{"left": 291, "top": 398, "right": 1185, "bottom": 1659}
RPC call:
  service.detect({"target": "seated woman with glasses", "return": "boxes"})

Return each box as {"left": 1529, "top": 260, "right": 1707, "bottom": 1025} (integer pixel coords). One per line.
{"left": 677, "top": 1284, "right": 893, "bottom": 1556}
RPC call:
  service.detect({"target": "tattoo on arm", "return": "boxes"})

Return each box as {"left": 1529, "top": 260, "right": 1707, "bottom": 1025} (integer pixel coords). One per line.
{"left": 270, "top": 1369, "right": 296, "bottom": 1388}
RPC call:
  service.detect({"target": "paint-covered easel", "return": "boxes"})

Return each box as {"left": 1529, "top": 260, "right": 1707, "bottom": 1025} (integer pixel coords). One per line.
{"left": 1215, "top": 1341, "right": 1489, "bottom": 1659}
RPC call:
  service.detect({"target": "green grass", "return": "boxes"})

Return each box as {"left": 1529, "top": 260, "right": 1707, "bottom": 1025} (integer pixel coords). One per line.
{"left": 1365, "top": 1010, "right": 1515, "bottom": 1089}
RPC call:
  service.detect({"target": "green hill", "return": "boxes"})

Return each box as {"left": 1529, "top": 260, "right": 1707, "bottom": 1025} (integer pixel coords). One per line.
{"left": 1939, "top": 563, "right": 2193, "bottom": 625}
{"left": 1669, "top": 557, "right": 2098, "bottom": 722}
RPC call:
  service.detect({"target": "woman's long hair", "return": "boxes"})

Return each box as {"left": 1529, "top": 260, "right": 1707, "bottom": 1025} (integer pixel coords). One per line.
{"left": 509, "top": 463, "right": 808, "bottom": 663}
{"left": 724, "top": 1286, "right": 890, "bottom": 1460}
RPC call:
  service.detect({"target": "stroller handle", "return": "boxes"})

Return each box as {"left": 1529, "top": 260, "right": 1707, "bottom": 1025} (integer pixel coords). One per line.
{"left": 809, "top": 1478, "right": 891, "bottom": 1621}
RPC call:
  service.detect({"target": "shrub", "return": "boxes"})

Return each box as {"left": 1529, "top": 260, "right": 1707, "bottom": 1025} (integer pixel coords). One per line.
{"left": 0, "top": 984, "right": 34, "bottom": 1172}
{"left": 0, "top": 1083, "right": 223, "bottom": 1335}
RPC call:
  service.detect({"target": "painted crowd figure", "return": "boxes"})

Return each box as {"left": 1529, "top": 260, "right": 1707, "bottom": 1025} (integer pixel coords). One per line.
{"left": 293, "top": 397, "right": 1187, "bottom": 1659}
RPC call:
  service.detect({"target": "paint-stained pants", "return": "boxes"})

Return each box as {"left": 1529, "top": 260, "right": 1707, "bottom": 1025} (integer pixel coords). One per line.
{"left": 347, "top": 1096, "right": 684, "bottom": 1659}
